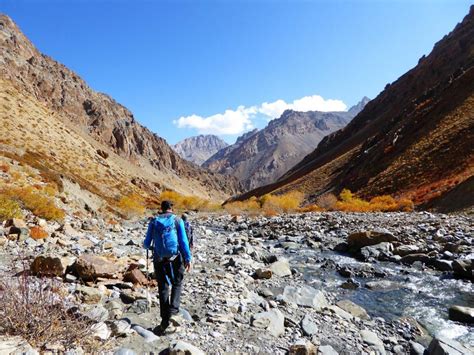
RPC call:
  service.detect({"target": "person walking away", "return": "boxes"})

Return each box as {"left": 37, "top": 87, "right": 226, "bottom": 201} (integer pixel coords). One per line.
{"left": 143, "top": 200, "right": 192, "bottom": 334}
{"left": 181, "top": 214, "right": 195, "bottom": 251}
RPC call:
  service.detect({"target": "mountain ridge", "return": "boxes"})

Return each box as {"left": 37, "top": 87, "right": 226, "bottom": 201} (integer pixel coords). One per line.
{"left": 203, "top": 98, "right": 369, "bottom": 189}
{"left": 173, "top": 135, "right": 228, "bottom": 165}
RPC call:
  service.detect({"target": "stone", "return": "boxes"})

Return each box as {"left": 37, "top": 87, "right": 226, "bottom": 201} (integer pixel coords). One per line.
{"left": 71, "top": 254, "right": 121, "bottom": 281}
{"left": 75, "top": 285, "right": 103, "bottom": 304}
{"left": 365, "top": 280, "right": 400, "bottom": 291}
{"left": 0, "top": 336, "right": 38, "bottom": 355}
{"left": 30, "top": 255, "right": 75, "bottom": 277}
{"left": 114, "top": 348, "right": 136, "bottom": 355}
{"left": 269, "top": 259, "right": 292, "bottom": 277}
{"left": 301, "top": 314, "right": 318, "bottom": 336}
{"left": 427, "top": 337, "right": 471, "bottom": 355}
{"left": 347, "top": 231, "right": 398, "bottom": 250}
{"left": 252, "top": 308, "right": 285, "bottom": 337}
{"left": 432, "top": 259, "right": 453, "bottom": 272}
{"left": 409, "top": 341, "right": 425, "bottom": 355}
{"left": 105, "top": 300, "right": 123, "bottom": 319}
{"left": 278, "top": 285, "right": 328, "bottom": 310}
{"left": 170, "top": 340, "right": 205, "bottom": 355}
{"left": 288, "top": 340, "right": 317, "bottom": 355}
{"left": 29, "top": 226, "right": 48, "bottom": 240}
{"left": 254, "top": 268, "right": 272, "bottom": 279}
{"left": 448, "top": 305, "right": 474, "bottom": 324}
{"left": 123, "top": 268, "right": 148, "bottom": 285}
{"left": 319, "top": 345, "right": 339, "bottom": 355}
{"left": 131, "top": 325, "right": 159, "bottom": 343}
{"left": 109, "top": 320, "right": 132, "bottom": 337}
{"left": 452, "top": 259, "right": 473, "bottom": 281}
{"left": 360, "top": 330, "right": 386, "bottom": 355}
{"left": 340, "top": 279, "right": 360, "bottom": 290}
{"left": 5, "top": 218, "right": 27, "bottom": 229}
{"left": 91, "top": 322, "right": 111, "bottom": 340}
{"left": 360, "top": 242, "right": 393, "bottom": 260}
{"left": 59, "top": 224, "right": 82, "bottom": 238}
{"left": 336, "top": 299, "right": 370, "bottom": 320}
{"left": 85, "top": 305, "right": 109, "bottom": 322}
{"left": 400, "top": 253, "right": 431, "bottom": 265}
{"left": 395, "top": 244, "right": 421, "bottom": 256}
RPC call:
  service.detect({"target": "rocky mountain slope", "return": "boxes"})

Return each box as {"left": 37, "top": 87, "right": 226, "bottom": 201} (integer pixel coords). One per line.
{"left": 233, "top": 6, "right": 474, "bottom": 211}
{"left": 173, "top": 135, "right": 228, "bottom": 165}
{"left": 0, "top": 14, "right": 240, "bottom": 205}
{"left": 203, "top": 99, "right": 368, "bottom": 190}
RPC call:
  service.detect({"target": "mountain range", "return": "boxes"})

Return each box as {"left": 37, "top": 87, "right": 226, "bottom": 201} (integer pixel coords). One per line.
{"left": 232, "top": 6, "right": 474, "bottom": 212}
{"left": 0, "top": 14, "right": 240, "bottom": 209}
{"left": 173, "top": 135, "right": 228, "bottom": 166}
{"left": 203, "top": 97, "right": 369, "bottom": 189}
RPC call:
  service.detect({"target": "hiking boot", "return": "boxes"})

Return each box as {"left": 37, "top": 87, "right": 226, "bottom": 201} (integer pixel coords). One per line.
{"left": 169, "top": 314, "right": 184, "bottom": 326}
{"left": 152, "top": 322, "right": 170, "bottom": 336}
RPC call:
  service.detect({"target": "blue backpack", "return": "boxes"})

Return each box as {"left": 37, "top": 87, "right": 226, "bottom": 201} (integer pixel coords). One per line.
{"left": 150, "top": 214, "right": 180, "bottom": 259}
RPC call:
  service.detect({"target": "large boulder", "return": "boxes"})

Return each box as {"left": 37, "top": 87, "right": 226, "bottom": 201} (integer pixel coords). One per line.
{"left": 448, "top": 305, "right": 474, "bottom": 324}
{"left": 400, "top": 253, "right": 432, "bottom": 265}
{"left": 452, "top": 259, "right": 473, "bottom": 281}
{"left": 252, "top": 308, "right": 285, "bottom": 337}
{"left": 0, "top": 336, "right": 38, "bottom": 355}
{"left": 427, "top": 337, "right": 471, "bottom": 355}
{"left": 71, "top": 254, "right": 122, "bottom": 281}
{"left": 269, "top": 259, "right": 292, "bottom": 277}
{"left": 347, "top": 231, "right": 398, "bottom": 250}
{"left": 30, "top": 255, "right": 75, "bottom": 277}
{"left": 123, "top": 268, "right": 148, "bottom": 285}
{"left": 336, "top": 299, "right": 370, "bottom": 320}
{"left": 278, "top": 285, "right": 328, "bottom": 310}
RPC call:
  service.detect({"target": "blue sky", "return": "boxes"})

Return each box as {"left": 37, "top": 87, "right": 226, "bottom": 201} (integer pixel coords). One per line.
{"left": 1, "top": 0, "right": 471, "bottom": 144}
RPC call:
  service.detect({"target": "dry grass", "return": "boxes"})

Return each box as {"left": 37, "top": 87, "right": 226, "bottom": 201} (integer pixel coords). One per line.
{"left": 0, "top": 196, "right": 22, "bottom": 220}
{"left": 1, "top": 186, "right": 65, "bottom": 221}
{"left": 334, "top": 189, "right": 414, "bottom": 212}
{"left": 159, "top": 190, "right": 219, "bottom": 212}
{"left": 117, "top": 193, "right": 146, "bottom": 219}
{"left": 0, "top": 271, "right": 99, "bottom": 352}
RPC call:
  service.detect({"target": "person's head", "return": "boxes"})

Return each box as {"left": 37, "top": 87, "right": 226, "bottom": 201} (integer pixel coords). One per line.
{"left": 161, "top": 200, "right": 173, "bottom": 213}
{"left": 181, "top": 213, "right": 188, "bottom": 222}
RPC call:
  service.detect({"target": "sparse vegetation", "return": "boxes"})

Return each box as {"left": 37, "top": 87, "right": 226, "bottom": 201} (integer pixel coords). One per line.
{"left": 0, "top": 196, "right": 23, "bottom": 220}
{"left": 117, "top": 193, "right": 146, "bottom": 218}
{"left": 225, "top": 189, "right": 414, "bottom": 215}
{"left": 1, "top": 186, "right": 65, "bottom": 221}
{"left": 0, "top": 271, "right": 99, "bottom": 351}
{"left": 158, "top": 190, "right": 218, "bottom": 212}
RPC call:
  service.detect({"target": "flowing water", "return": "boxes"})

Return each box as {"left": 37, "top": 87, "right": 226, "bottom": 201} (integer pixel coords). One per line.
{"left": 289, "top": 247, "right": 474, "bottom": 348}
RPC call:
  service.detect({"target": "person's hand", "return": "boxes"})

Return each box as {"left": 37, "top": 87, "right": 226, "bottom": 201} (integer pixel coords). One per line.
{"left": 185, "top": 262, "right": 192, "bottom": 272}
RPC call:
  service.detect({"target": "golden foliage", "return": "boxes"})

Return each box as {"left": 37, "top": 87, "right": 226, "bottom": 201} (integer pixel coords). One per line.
{"left": 1, "top": 187, "right": 64, "bottom": 221}
{"left": 117, "top": 194, "right": 146, "bottom": 218}
{"left": 315, "top": 193, "right": 338, "bottom": 210}
{"left": 261, "top": 191, "right": 304, "bottom": 213}
{"left": 335, "top": 189, "right": 414, "bottom": 212}
{"left": 158, "top": 190, "right": 217, "bottom": 212}
{"left": 0, "top": 196, "right": 22, "bottom": 220}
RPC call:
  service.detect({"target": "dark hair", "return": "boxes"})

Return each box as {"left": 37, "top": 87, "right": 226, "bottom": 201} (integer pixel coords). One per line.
{"left": 181, "top": 214, "right": 188, "bottom": 221}
{"left": 161, "top": 200, "right": 173, "bottom": 211}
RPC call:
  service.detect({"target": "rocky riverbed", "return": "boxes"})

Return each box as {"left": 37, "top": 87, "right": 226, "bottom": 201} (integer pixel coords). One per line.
{"left": 0, "top": 211, "right": 473, "bottom": 354}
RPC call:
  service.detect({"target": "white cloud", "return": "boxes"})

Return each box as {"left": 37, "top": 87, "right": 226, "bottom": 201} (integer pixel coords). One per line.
{"left": 259, "top": 95, "right": 347, "bottom": 120}
{"left": 174, "top": 105, "right": 256, "bottom": 135}
{"left": 174, "top": 94, "right": 347, "bottom": 135}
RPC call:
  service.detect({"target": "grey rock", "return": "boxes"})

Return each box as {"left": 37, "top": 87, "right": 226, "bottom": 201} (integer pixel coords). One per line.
{"left": 114, "top": 349, "right": 137, "bottom": 355}
{"left": 336, "top": 299, "right": 370, "bottom": 320}
{"left": 360, "top": 329, "right": 386, "bottom": 355}
{"left": 131, "top": 325, "right": 159, "bottom": 343}
{"left": 301, "top": 314, "right": 318, "bottom": 336}
{"left": 278, "top": 285, "right": 328, "bottom": 310}
{"left": 269, "top": 259, "right": 292, "bottom": 277}
{"left": 319, "top": 345, "right": 339, "bottom": 355}
{"left": 365, "top": 280, "right": 400, "bottom": 291}
{"left": 409, "top": 341, "right": 425, "bottom": 355}
{"left": 427, "top": 336, "right": 471, "bottom": 355}
{"left": 252, "top": 308, "right": 285, "bottom": 337}
{"left": 448, "top": 305, "right": 474, "bottom": 324}
{"left": 170, "top": 340, "right": 205, "bottom": 355}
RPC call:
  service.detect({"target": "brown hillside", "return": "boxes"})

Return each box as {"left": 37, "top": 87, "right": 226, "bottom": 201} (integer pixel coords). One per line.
{"left": 0, "top": 14, "right": 240, "bottom": 203}
{"left": 232, "top": 6, "right": 474, "bottom": 211}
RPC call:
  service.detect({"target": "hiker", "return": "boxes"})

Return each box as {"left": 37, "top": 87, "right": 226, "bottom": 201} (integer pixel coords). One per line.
{"left": 143, "top": 200, "right": 192, "bottom": 334}
{"left": 181, "top": 214, "right": 195, "bottom": 250}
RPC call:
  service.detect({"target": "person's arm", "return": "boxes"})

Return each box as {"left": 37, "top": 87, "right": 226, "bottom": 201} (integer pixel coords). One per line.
{"left": 143, "top": 220, "right": 153, "bottom": 249}
{"left": 176, "top": 218, "right": 192, "bottom": 264}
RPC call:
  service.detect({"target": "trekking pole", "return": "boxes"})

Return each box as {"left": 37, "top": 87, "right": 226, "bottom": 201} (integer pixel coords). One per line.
{"left": 146, "top": 248, "right": 151, "bottom": 312}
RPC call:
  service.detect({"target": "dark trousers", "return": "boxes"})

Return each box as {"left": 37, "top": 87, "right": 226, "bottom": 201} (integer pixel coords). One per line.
{"left": 154, "top": 255, "right": 184, "bottom": 326}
